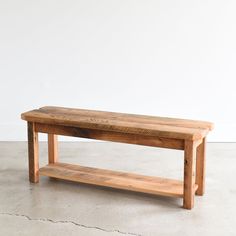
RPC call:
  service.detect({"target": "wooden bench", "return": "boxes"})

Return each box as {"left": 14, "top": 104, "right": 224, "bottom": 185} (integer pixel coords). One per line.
{"left": 21, "top": 106, "right": 213, "bottom": 209}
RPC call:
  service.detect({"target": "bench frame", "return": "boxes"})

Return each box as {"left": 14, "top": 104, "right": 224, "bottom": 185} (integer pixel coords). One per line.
{"left": 27, "top": 121, "right": 206, "bottom": 210}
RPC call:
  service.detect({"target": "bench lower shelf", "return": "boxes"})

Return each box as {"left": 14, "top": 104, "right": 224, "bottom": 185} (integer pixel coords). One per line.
{"left": 39, "top": 163, "right": 198, "bottom": 198}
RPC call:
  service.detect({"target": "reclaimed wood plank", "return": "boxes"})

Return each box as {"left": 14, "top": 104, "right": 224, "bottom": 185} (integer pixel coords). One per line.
{"left": 39, "top": 162, "right": 198, "bottom": 198}
{"left": 40, "top": 106, "right": 214, "bottom": 130}
{"left": 21, "top": 107, "right": 212, "bottom": 140}
{"left": 36, "top": 123, "right": 185, "bottom": 150}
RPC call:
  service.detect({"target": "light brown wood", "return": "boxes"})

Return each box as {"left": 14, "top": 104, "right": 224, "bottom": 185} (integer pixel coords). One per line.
{"left": 183, "top": 140, "right": 196, "bottom": 209}
{"left": 196, "top": 138, "right": 206, "bottom": 195}
{"left": 21, "top": 106, "right": 213, "bottom": 140}
{"left": 40, "top": 106, "right": 214, "bottom": 130}
{"left": 48, "top": 134, "right": 58, "bottom": 163}
{"left": 36, "top": 123, "right": 184, "bottom": 150}
{"left": 27, "top": 122, "right": 39, "bottom": 183}
{"left": 22, "top": 106, "right": 213, "bottom": 209}
{"left": 193, "top": 138, "right": 203, "bottom": 148}
{"left": 39, "top": 162, "right": 198, "bottom": 198}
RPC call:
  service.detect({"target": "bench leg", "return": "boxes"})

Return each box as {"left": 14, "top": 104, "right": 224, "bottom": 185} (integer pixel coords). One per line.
{"left": 48, "top": 134, "right": 58, "bottom": 164}
{"left": 183, "top": 140, "right": 196, "bottom": 209}
{"left": 196, "top": 138, "right": 206, "bottom": 195}
{"left": 27, "top": 122, "right": 39, "bottom": 183}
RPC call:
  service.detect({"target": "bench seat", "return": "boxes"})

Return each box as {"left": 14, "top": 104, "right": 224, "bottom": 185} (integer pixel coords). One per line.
{"left": 21, "top": 106, "right": 213, "bottom": 141}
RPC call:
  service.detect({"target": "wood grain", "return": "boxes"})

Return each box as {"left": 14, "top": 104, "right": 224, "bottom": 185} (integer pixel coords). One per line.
{"left": 183, "top": 140, "right": 197, "bottom": 209}
{"left": 22, "top": 106, "right": 213, "bottom": 209}
{"left": 36, "top": 123, "right": 185, "bottom": 150}
{"left": 27, "top": 122, "right": 39, "bottom": 183}
{"left": 196, "top": 138, "right": 206, "bottom": 195}
{"left": 39, "top": 162, "right": 198, "bottom": 198}
{"left": 40, "top": 106, "right": 214, "bottom": 130}
{"left": 48, "top": 134, "right": 58, "bottom": 164}
{"left": 21, "top": 106, "right": 213, "bottom": 140}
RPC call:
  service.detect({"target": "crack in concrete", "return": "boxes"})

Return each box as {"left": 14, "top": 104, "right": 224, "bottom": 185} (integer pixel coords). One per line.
{"left": 0, "top": 212, "right": 142, "bottom": 236}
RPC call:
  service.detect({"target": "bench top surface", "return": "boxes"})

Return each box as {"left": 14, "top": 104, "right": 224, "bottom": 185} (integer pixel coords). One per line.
{"left": 21, "top": 106, "right": 213, "bottom": 140}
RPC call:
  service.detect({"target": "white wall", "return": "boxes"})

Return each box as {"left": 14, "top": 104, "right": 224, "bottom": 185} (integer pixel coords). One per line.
{"left": 0, "top": 0, "right": 236, "bottom": 141}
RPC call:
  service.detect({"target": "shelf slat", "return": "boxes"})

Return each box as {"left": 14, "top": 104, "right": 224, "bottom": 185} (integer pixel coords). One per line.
{"left": 39, "top": 163, "right": 198, "bottom": 198}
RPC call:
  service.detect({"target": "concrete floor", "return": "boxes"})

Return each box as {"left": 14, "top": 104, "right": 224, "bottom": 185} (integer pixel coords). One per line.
{"left": 0, "top": 142, "right": 236, "bottom": 236}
